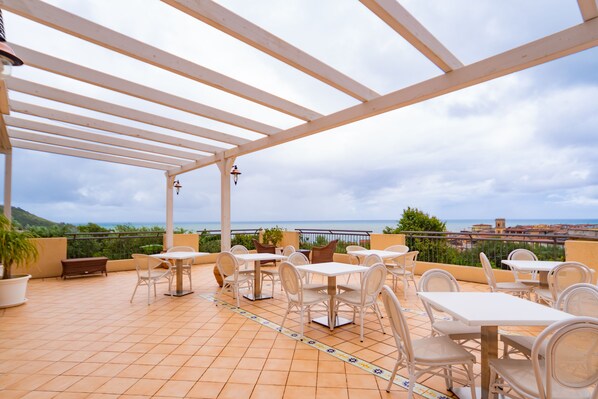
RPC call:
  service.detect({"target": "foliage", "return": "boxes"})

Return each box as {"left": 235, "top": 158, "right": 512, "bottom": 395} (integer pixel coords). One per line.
{"left": 383, "top": 207, "right": 446, "bottom": 233}
{"left": 262, "top": 226, "right": 284, "bottom": 246}
{"left": 199, "top": 230, "right": 221, "bottom": 253}
{"left": 0, "top": 206, "right": 56, "bottom": 228}
{"left": 0, "top": 215, "right": 39, "bottom": 279}
{"left": 231, "top": 233, "right": 256, "bottom": 250}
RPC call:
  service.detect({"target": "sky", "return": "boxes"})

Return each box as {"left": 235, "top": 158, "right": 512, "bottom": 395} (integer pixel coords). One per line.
{"left": 1, "top": 0, "right": 598, "bottom": 225}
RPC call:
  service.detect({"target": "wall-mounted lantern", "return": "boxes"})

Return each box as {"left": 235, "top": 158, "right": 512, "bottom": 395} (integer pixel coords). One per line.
{"left": 230, "top": 165, "right": 241, "bottom": 185}
{"left": 0, "top": 10, "right": 24, "bottom": 79}
{"left": 173, "top": 179, "right": 182, "bottom": 195}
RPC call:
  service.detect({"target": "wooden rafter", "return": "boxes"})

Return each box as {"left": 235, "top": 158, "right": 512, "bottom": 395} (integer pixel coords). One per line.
{"left": 8, "top": 100, "right": 225, "bottom": 155}
{"left": 0, "top": 0, "right": 322, "bottom": 121}
{"left": 0, "top": 114, "right": 11, "bottom": 152}
{"left": 9, "top": 128, "right": 190, "bottom": 166}
{"left": 11, "top": 139, "right": 172, "bottom": 170}
{"left": 169, "top": 18, "right": 598, "bottom": 176}
{"left": 163, "top": 0, "right": 379, "bottom": 102}
{"left": 578, "top": 0, "right": 598, "bottom": 21}
{"left": 4, "top": 116, "right": 200, "bottom": 161}
{"left": 360, "top": 0, "right": 463, "bottom": 72}
{"left": 6, "top": 79, "right": 250, "bottom": 152}
{"left": 13, "top": 44, "right": 281, "bottom": 140}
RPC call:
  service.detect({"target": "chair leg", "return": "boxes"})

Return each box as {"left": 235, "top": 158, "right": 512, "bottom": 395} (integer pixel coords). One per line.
{"left": 280, "top": 307, "right": 290, "bottom": 331}
{"left": 130, "top": 282, "right": 139, "bottom": 303}
{"left": 403, "top": 278, "right": 408, "bottom": 299}
{"left": 386, "top": 359, "right": 401, "bottom": 392}
{"left": 359, "top": 309, "right": 365, "bottom": 342}
{"left": 374, "top": 304, "right": 385, "bottom": 334}
{"left": 147, "top": 282, "right": 151, "bottom": 306}
{"left": 188, "top": 268, "right": 193, "bottom": 290}
{"left": 467, "top": 363, "right": 477, "bottom": 399}
{"left": 407, "top": 366, "right": 416, "bottom": 399}
{"left": 235, "top": 285, "right": 240, "bottom": 307}
{"left": 299, "top": 308, "right": 305, "bottom": 340}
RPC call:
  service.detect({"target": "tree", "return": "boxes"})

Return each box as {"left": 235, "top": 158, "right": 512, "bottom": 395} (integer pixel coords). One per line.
{"left": 383, "top": 207, "right": 446, "bottom": 233}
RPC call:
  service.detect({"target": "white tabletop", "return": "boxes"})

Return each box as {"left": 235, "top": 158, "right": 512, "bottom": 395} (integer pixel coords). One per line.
{"left": 417, "top": 292, "right": 573, "bottom": 326}
{"left": 233, "top": 253, "right": 287, "bottom": 261}
{"left": 151, "top": 252, "right": 209, "bottom": 260}
{"left": 501, "top": 260, "right": 564, "bottom": 272}
{"left": 296, "top": 262, "right": 368, "bottom": 277}
{"left": 347, "top": 249, "right": 404, "bottom": 259}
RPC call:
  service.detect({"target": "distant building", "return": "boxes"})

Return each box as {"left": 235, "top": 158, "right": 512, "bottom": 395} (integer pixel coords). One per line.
{"left": 495, "top": 218, "right": 506, "bottom": 234}
{"left": 471, "top": 223, "right": 492, "bottom": 232}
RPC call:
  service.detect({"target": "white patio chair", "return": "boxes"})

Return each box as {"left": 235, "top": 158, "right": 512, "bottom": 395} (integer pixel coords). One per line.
{"left": 507, "top": 248, "right": 540, "bottom": 286}
{"left": 480, "top": 252, "right": 533, "bottom": 298}
{"left": 383, "top": 244, "right": 409, "bottom": 268}
{"left": 279, "top": 261, "right": 330, "bottom": 340}
{"left": 418, "top": 269, "right": 481, "bottom": 345}
{"left": 216, "top": 251, "right": 253, "bottom": 307}
{"left": 381, "top": 286, "right": 477, "bottom": 399}
{"left": 386, "top": 251, "right": 419, "bottom": 299}
{"left": 501, "top": 283, "right": 598, "bottom": 359}
{"left": 287, "top": 251, "right": 327, "bottom": 292}
{"left": 334, "top": 263, "right": 386, "bottom": 342}
{"left": 167, "top": 245, "right": 194, "bottom": 290}
{"left": 346, "top": 245, "right": 366, "bottom": 265}
{"left": 230, "top": 244, "right": 253, "bottom": 274}
{"left": 130, "top": 254, "right": 173, "bottom": 305}
{"left": 535, "top": 262, "right": 593, "bottom": 307}
{"left": 337, "top": 253, "right": 382, "bottom": 291}
{"left": 282, "top": 245, "right": 295, "bottom": 256}
{"left": 490, "top": 317, "right": 598, "bottom": 399}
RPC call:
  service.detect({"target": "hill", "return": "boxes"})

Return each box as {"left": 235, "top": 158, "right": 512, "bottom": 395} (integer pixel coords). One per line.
{"left": 0, "top": 206, "right": 57, "bottom": 227}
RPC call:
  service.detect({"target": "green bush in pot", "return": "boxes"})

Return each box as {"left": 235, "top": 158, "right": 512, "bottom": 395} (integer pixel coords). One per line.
{"left": 0, "top": 215, "right": 39, "bottom": 280}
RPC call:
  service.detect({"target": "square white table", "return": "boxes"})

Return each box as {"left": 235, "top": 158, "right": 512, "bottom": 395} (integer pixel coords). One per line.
{"left": 151, "top": 252, "right": 209, "bottom": 296}
{"left": 501, "top": 260, "right": 564, "bottom": 285}
{"left": 296, "top": 262, "right": 368, "bottom": 329}
{"left": 417, "top": 292, "right": 573, "bottom": 399}
{"left": 347, "top": 249, "right": 406, "bottom": 262}
{"left": 233, "top": 253, "right": 287, "bottom": 300}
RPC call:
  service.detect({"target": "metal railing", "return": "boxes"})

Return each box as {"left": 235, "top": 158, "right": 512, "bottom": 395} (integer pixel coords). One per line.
{"left": 296, "top": 228, "right": 371, "bottom": 252}
{"left": 65, "top": 231, "right": 164, "bottom": 260}
{"left": 198, "top": 228, "right": 260, "bottom": 253}
{"left": 401, "top": 231, "right": 587, "bottom": 268}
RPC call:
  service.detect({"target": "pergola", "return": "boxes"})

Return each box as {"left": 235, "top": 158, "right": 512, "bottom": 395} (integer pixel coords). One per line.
{"left": 0, "top": 0, "right": 597, "bottom": 248}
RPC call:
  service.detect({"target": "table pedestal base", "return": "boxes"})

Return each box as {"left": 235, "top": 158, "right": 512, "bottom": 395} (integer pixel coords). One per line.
{"left": 243, "top": 293, "right": 273, "bottom": 301}
{"left": 312, "top": 315, "right": 353, "bottom": 328}
{"left": 165, "top": 290, "right": 194, "bottom": 297}
{"left": 450, "top": 387, "right": 481, "bottom": 399}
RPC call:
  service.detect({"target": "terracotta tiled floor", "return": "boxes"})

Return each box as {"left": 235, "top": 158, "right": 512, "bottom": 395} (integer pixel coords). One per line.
{"left": 0, "top": 264, "right": 540, "bottom": 399}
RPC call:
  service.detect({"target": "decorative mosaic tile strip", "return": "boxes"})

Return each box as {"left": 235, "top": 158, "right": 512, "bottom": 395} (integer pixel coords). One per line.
{"left": 200, "top": 294, "right": 456, "bottom": 399}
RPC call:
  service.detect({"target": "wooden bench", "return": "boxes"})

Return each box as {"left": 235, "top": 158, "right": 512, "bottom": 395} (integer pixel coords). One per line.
{"left": 61, "top": 257, "right": 108, "bottom": 279}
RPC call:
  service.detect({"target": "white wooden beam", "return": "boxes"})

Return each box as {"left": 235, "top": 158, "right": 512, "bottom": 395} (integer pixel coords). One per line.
{"left": 0, "top": 114, "right": 11, "bottom": 151}
{"left": 165, "top": 174, "right": 174, "bottom": 249}
{"left": 163, "top": 0, "right": 379, "bottom": 102}
{"left": 13, "top": 45, "right": 285, "bottom": 139}
{"left": 4, "top": 115, "right": 201, "bottom": 161}
{"left": 169, "top": 18, "right": 598, "bottom": 176}
{"left": 0, "top": 0, "right": 321, "bottom": 121}
{"left": 7, "top": 79, "right": 251, "bottom": 150}
{"left": 9, "top": 128, "right": 191, "bottom": 167}
{"left": 216, "top": 157, "right": 235, "bottom": 251}
{"left": 0, "top": 80, "right": 9, "bottom": 115}
{"left": 578, "top": 0, "right": 598, "bottom": 21}
{"left": 9, "top": 100, "right": 221, "bottom": 156}
{"left": 360, "top": 0, "right": 463, "bottom": 72}
{"left": 11, "top": 139, "right": 171, "bottom": 170}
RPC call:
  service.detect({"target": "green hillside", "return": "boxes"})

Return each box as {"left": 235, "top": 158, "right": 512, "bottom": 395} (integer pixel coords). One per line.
{"left": 0, "top": 206, "right": 57, "bottom": 228}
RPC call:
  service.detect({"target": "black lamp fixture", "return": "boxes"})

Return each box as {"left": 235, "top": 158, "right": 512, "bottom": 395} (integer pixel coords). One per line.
{"left": 0, "top": 10, "right": 24, "bottom": 79}
{"left": 173, "top": 179, "right": 182, "bottom": 195}
{"left": 230, "top": 165, "right": 241, "bottom": 185}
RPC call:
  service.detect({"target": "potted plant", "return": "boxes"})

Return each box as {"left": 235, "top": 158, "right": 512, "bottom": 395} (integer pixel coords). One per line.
{"left": 0, "top": 215, "right": 39, "bottom": 308}
{"left": 262, "top": 226, "right": 284, "bottom": 247}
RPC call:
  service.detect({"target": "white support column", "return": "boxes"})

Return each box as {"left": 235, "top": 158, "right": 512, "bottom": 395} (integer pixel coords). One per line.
{"left": 217, "top": 157, "right": 235, "bottom": 251}
{"left": 165, "top": 173, "right": 175, "bottom": 249}
{"left": 4, "top": 150, "right": 12, "bottom": 221}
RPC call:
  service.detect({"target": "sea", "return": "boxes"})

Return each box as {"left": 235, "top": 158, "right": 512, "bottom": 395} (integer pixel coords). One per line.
{"left": 95, "top": 219, "right": 598, "bottom": 233}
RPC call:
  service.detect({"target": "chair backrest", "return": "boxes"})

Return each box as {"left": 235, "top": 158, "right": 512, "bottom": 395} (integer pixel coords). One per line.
{"left": 347, "top": 245, "right": 366, "bottom": 265}
{"left": 230, "top": 245, "right": 249, "bottom": 255}
{"left": 253, "top": 239, "right": 276, "bottom": 254}
{"left": 532, "top": 317, "right": 598, "bottom": 399}
{"left": 282, "top": 245, "right": 296, "bottom": 256}
{"left": 216, "top": 252, "right": 240, "bottom": 279}
{"left": 363, "top": 254, "right": 383, "bottom": 267}
{"left": 360, "top": 263, "right": 387, "bottom": 305}
{"left": 418, "top": 269, "right": 460, "bottom": 323}
{"left": 279, "top": 261, "right": 303, "bottom": 303}
{"left": 508, "top": 248, "right": 538, "bottom": 261}
{"left": 132, "top": 254, "right": 165, "bottom": 276}
{"left": 311, "top": 240, "right": 338, "bottom": 264}
{"left": 479, "top": 252, "right": 497, "bottom": 290}
{"left": 288, "top": 251, "right": 310, "bottom": 266}
{"left": 549, "top": 262, "right": 593, "bottom": 302}
{"left": 384, "top": 244, "right": 409, "bottom": 253}
{"left": 381, "top": 286, "right": 415, "bottom": 363}
{"left": 168, "top": 246, "right": 194, "bottom": 252}
{"left": 555, "top": 283, "right": 598, "bottom": 316}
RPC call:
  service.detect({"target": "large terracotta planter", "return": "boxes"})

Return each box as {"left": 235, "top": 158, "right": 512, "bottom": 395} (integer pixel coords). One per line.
{"left": 213, "top": 265, "right": 223, "bottom": 287}
{"left": 0, "top": 274, "right": 31, "bottom": 308}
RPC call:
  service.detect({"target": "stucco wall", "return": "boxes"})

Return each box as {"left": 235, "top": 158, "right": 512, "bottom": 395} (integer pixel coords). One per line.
{"left": 28, "top": 237, "right": 67, "bottom": 279}
{"left": 565, "top": 240, "right": 598, "bottom": 283}
{"left": 370, "top": 233, "right": 405, "bottom": 250}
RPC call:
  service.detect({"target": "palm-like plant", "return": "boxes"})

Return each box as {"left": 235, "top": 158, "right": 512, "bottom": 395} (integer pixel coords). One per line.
{"left": 0, "top": 215, "right": 38, "bottom": 280}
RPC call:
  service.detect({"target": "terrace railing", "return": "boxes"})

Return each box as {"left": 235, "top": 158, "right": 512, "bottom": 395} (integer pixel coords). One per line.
{"left": 66, "top": 231, "right": 164, "bottom": 260}
{"left": 401, "top": 231, "right": 591, "bottom": 268}
{"left": 296, "top": 228, "right": 371, "bottom": 253}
